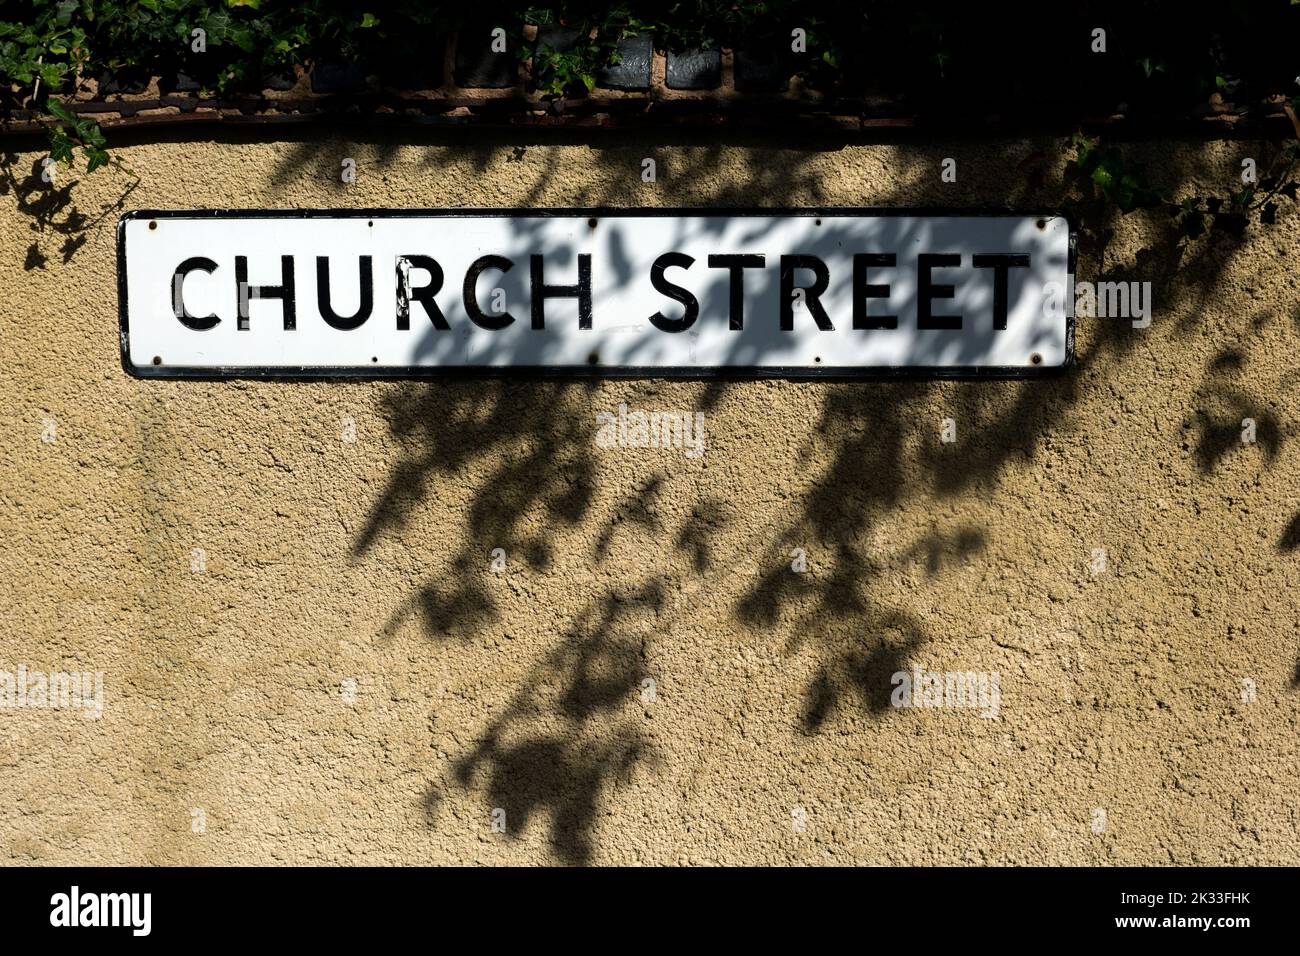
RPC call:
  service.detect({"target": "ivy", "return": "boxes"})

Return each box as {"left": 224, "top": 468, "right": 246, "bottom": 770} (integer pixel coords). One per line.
{"left": 1069, "top": 132, "right": 1300, "bottom": 240}
{"left": 525, "top": 5, "right": 654, "bottom": 96}
{"left": 1, "top": 0, "right": 1297, "bottom": 212}
{"left": 1070, "top": 133, "right": 1164, "bottom": 213}
{"left": 45, "top": 98, "right": 107, "bottom": 171}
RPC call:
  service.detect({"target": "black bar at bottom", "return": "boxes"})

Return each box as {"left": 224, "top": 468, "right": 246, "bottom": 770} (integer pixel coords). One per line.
{"left": 0, "top": 865, "right": 1279, "bottom": 942}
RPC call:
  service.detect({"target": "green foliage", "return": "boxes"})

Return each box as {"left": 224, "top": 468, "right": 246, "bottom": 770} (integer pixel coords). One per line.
{"left": 0, "top": 0, "right": 87, "bottom": 91}
{"left": 1070, "top": 134, "right": 1300, "bottom": 239}
{"left": 0, "top": 1, "right": 410, "bottom": 172}
{"left": 1, "top": 0, "right": 1296, "bottom": 203}
{"left": 0, "top": 2, "right": 412, "bottom": 98}
{"left": 532, "top": 43, "right": 596, "bottom": 94}
{"left": 524, "top": 4, "right": 653, "bottom": 96}
{"left": 1070, "top": 133, "right": 1164, "bottom": 213}
{"left": 45, "top": 98, "right": 107, "bottom": 171}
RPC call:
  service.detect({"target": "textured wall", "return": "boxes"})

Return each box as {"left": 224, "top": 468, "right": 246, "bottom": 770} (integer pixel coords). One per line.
{"left": 1, "top": 131, "right": 1297, "bottom": 865}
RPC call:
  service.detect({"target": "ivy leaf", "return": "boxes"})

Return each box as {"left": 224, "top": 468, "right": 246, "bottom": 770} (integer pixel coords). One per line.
{"left": 200, "top": 10, "right": 232, "bottom": 42}
{"left": 1138, "top": 57, "right": 1155, "bottom": 78}
{"left": 1212, "top": 212, "right": 1248, "bottom": 237}
{"left": 84, "top": 145, "right": 108, "bottom": 173}
{"left": 48, "top": 128, "right": 74, "bottom": 164}
{"left": 79, "top": 120, "right": 106, "bottom": 147}
{"left": 360, "top": 13, "right": 380, "bottom": 28}
{"left": 46, "top": 99, "right": 76, "bottom": 123}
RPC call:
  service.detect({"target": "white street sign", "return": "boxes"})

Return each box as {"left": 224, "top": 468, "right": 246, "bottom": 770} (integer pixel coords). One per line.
{"left": 118, "top": 209, "right": 1073, "bottom": 377}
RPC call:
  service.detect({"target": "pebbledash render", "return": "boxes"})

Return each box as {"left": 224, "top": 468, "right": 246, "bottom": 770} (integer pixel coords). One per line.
{"left": 1, "top": 132, "right": 1297, "bottom": 865}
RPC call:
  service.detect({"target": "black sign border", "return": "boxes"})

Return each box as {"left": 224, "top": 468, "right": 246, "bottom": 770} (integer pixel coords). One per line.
{"left": 118, "top": 207, "right": 1077, "bottom": 381}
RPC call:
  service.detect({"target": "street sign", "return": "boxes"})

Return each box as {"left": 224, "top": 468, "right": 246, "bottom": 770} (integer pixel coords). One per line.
{"left": 118, "top": 209, "right": 1073, "bottom": 378}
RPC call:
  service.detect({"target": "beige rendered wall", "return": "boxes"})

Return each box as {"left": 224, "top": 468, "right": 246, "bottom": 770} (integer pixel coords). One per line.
{"left": 0, "top": 131, "right": 1297, "bottom": 865}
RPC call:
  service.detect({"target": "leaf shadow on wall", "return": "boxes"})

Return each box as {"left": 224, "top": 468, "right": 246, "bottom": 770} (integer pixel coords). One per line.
{"left": 343, "top": 130, "right": 1293, "bottom": 862}
{"left": 0, "top": 151, "right": 139, "bottom": 268}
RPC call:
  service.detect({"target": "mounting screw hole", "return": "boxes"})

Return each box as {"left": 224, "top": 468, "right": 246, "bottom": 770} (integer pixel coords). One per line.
{"left": 148, "top": 221, "right": 157, "bottom": 230}
{"left": 1030, "top": 352, "right": 1043, "bottom": 366}
{"left": 152, "top": 356, "right": 162, "bottom": 365}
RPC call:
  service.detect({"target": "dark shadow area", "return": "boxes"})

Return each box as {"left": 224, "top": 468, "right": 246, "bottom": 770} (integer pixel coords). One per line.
{"left": 802, "top": 619, "right": 927, "bottom": 734}
{"left": 425, "top": 580, "right": 663, "bottom": 864}
{"left": 0, "top": 151, "right": 138, "bottom": 267}
{"left": 725, "top": 140, "right": 1293, "bottom": 741}
{"left": 593, "top": 475, "right": 663, "bottom": 561}
{"left": 1191, "top": 345, "right": 1283, "bottom": 474}
{"left": 1279, "top": 514, "right": 1300, "bottom": 553}
{"left": 357, "top": 380, "right": 601, "bottom": 643}
{"left": 284, "top": 125, "right": 1293, "bottom": 860}
{"left": 675, "top": 497, "right": 732, "bottom": 572}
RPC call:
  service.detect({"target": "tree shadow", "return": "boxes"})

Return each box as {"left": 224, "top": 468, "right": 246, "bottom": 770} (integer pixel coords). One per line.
{"left": 731, "top": 139, "right": 1295, "bottom": 738}
{"left": 328, "top": 127, "right": 1297, "bottom": 860}
{"left": 1191, "top": 344, "right": 1283, "bottom": 473}
{"left": 0, "top": 150, "right": 139, "bottom": 267}
{"left": 356, "top": 380, "right": 601, "bottom": 643}
{"left": 803, "top": 623, "right": 927, "bottom": 733}
{"left": 1279, "top": 514, "right": 1300, "bottom": 553}
{"left": 320, "top": 128, "right": 875, "bottom": 859}
{"left": 424, "top": 580, "right": 663, "bottom": 864}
